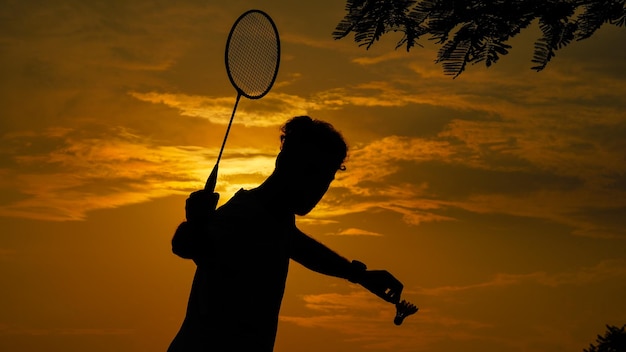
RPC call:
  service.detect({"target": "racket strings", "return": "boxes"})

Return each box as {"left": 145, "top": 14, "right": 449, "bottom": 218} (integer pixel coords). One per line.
{"left": 227, "top": 12, "right": 279, "bottom": 98}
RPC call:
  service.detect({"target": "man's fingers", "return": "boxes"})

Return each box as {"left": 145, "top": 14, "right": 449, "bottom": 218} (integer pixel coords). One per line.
{"left": 360, "top": 270, "right": 405, "bottom": 304}
{"left": 379, "top": 288, "right": 400, "bottom": 303}
{"left": 186, "top": 190, "right": 220, "bottom": 222}
{"left": 187, "top": 191, "right": 219, "bottom": 206}
{"left": 386, "top": 287, "right": 402, "bottom": 304}
{"left": 379, "top": 273, "right": 403, "bottom": 303}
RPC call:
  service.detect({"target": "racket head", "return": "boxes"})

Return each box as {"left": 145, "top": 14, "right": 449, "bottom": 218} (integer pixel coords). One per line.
{"left": 225, "top": 9, "right": 280, "bottom": 100}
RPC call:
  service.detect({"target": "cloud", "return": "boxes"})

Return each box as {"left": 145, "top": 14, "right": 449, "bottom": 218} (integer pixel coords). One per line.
{"left": 0, "top": 1, "right": 227, "bottom": 75}
{"left": 3, "top": 10, "right": 625, "bottom": 237}
{"left": 280, "top": 291, "right": 422, "bottom": 351}
{"left": 281, "top": 33, "right": 349, "bottom": 51}
{"left": 352, "top": 50, "right": 415, "bottom": 65}
{"left": 282, "top": 259, "right": 626, "bottom": 350}
{"left": 280, "top": 291, "right": 490, "bottom": 351}
{"left": 332, "top": 228, "right": 384, "bottom": 236}
{"left": 300, "top": 124, "right": 626, "bottom": 238}
{"left": 0, "top": 125, "right": 275, "bottom": 221}
{"left": 3, "top": 114, "right": 623, "bottom": 241}
{"left": 130, "top": 82, "right": 458, "bottom": 129}
{"left": 129, "top": 78, "right": 501, "bottom": 129}
{"left": 312, "top": 188, "right": 454, "bottom": 227}
{"left": 0, "top": 326, "right": 133, "bottom": 336}
{"left": 129, "top": 91, "right": 328, "bottom": 127}
{"left": 444, "top": 191, "right": 626, "bottom": 239}
{"left": 415, "top": 259, "right": 626, "bottom": 296}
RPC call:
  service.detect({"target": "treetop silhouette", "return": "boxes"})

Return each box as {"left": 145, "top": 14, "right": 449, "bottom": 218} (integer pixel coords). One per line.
{"left": 584, "top": 324, "right": 626, "bottom": 352}
{"left": 333, "top": 0, "right": 626, "bottom": 77}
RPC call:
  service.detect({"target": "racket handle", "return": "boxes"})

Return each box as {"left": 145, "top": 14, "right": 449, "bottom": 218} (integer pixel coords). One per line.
{"left": 205, "top": 164, "right": 218, "bottom": 192}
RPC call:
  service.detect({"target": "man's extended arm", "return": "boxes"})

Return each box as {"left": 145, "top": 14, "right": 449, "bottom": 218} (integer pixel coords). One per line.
{"left": 290, "top": 227, "right": 404, "bottom": 304}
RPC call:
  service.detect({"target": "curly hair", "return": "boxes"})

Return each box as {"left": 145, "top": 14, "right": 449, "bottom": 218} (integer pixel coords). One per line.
{"left": 277, "top": 116, "right": 348, "bottom": 171}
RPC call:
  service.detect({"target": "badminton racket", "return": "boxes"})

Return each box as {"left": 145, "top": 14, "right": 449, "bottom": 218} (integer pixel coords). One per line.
{"left": 205, "top": 9, "right": 281, "bottom": 192}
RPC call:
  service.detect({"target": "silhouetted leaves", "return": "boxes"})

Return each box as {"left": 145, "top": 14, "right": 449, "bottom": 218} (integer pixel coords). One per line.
{"left": 334, "top": 0, "right": 626, "bottom": 77}
{"left": 583, "top": 324, "right": 626, "bottom": 352}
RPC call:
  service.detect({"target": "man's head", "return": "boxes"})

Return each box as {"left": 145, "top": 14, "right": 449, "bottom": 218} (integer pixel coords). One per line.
{"left": 275, "top": 116, "right": 347, "bottom": 215}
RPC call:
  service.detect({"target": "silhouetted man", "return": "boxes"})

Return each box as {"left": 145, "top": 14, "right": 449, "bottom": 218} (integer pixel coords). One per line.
{"left": 168, "top": 116, "right": 404, "bottom": 351}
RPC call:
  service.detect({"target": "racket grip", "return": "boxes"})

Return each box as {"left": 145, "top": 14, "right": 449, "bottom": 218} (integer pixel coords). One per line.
{"left": 205, "top": 164, "right": 218, "bottom": 192}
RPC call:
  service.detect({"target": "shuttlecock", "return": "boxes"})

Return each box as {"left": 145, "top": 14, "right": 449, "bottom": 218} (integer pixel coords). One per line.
{"left": 394, "top": 300, "right": 418, "bottom": 325}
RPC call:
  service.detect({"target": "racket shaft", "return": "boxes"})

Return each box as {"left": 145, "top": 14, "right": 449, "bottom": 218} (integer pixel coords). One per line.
{"left": 204, "top": 93, "right": 241, "bottom": 192}
{"left": 204, "top": 163, "right": 218, "bottom": 192}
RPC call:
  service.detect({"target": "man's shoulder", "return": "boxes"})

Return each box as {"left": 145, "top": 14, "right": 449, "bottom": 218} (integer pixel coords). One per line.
{"left": 215, "top": 189, "right": 262, "bottom": 218}
{"left": 216, "top": 188, "right": 294, "bottom": 223}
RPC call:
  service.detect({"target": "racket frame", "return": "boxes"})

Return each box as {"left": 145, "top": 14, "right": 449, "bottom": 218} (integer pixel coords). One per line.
{"left": 205, "top": 9, "right": 281, "bottom": 192}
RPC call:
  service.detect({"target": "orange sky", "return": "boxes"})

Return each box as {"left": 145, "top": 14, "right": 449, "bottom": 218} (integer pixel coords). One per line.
{"left": 1, "top": 1, "right": 625, "bottom": 351}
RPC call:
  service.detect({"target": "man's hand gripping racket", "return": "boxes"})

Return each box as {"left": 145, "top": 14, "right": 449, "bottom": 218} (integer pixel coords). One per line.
{"left": 185, "top": 190, "right": 219, "bottom": 223}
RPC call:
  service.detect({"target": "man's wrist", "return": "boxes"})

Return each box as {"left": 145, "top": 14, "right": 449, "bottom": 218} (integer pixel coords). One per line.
{"left": 348, "top": 260, "right": 367, "bottom": 283}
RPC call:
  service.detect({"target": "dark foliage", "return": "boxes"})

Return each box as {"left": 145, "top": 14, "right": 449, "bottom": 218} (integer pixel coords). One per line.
{"left": 583, "top": 324, "right": 626, "bottom": 352}
{"left": 333, "top": 0, "right": 626, "bottom": 77}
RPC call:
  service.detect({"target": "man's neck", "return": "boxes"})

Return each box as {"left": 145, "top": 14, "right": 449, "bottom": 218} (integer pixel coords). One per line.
{"left": 252, "top": 172, "right": 293, "bottom": 212}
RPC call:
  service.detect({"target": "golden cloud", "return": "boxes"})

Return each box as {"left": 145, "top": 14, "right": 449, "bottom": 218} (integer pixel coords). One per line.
{"left": 129, "top": 91, "right": 329, "bottom": 127}
{"left": 333, "top": 228, "right": 384, "bottom": 236}
{"left": 280, "top": 290, "right": 489, "bottom": 351}
{"left": 0, "top": 126, "right": 275, "bottom": 221}
{"left": 415, "top": 259, "right": 626, "bottom": 296}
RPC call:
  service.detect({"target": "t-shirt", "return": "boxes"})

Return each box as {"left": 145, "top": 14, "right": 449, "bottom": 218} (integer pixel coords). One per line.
{"left": 168, "top": 188, "right": 296, "bottom": 352}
